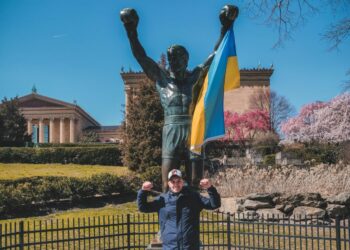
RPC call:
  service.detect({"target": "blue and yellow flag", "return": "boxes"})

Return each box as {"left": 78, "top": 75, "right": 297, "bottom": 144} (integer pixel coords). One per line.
{"left": 190, "top": 25, "right": 240, "bottom": 154}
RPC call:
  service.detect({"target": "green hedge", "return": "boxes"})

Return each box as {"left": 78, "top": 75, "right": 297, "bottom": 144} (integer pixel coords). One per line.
{"left": 140, "top": 166, "right": 162, "bottom": 191}
{"left": 0, "top": 174, "right": 141, "bottom": 215}
{"left": 205, "top": 141, "right": 245, "bottom": 158}
{"left": 281, "top": 142, "right": 345, "bottom": 164}
{"left": 36, "top": 143, "right": 119, "bottom": 148}
{"left": 252, "top": 145, "right": 281, "bottom": 156}
{"left": 0, "top": 146, "right": 123, "bottom": 165}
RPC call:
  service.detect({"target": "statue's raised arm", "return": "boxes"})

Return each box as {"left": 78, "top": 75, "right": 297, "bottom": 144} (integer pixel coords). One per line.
{"left": 120, "top": 8, "right": 162, "bottom": 82}
{"left": 197, "top": 5, "right": 239, "bottom": 70}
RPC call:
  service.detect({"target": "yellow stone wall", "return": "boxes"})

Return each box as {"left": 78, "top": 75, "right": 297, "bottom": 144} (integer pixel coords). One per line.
{"left": 224, "top": 86, "right": 269, "bottom": 114}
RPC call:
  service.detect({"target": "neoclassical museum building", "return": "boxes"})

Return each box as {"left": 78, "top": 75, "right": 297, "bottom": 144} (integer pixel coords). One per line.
{"left": 17, "top": 66, "right": 273, "bottom": 144}
{"left": 18, "top": 89, "right": 121, "bottom": 144}
{"left": 121, "top": 67, "right": 274, "bottom": 124}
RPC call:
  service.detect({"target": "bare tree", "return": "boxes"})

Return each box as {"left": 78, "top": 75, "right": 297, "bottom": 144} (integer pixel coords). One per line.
{"left": 324, "top": 18, "right": 350, "bottom": 50}
{"left": 249, "top": 87, "right": 270, "bottom": 111}
{"left": 242, "top": 0, "right": 350, "bottom": 92}
{"left": 250, "top": 88, "right": 295, "bottom": 133}
{"left": 270, "top": 91, "right": 296, "bottom": 133}
{"left": 242, "top": 0, "right": 350, "bottom": 48}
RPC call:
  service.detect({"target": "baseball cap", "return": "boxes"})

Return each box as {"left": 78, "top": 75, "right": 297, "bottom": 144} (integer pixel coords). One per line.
{"left": 168, "top": 169, "right": 182, "bottom": 180}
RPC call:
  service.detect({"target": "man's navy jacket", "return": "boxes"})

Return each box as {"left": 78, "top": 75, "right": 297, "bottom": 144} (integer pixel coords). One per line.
{"left": 137, "top": 186, "right": 221, "bottom": 250}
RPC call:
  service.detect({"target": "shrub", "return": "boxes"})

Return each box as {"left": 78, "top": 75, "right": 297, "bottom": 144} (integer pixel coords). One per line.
{"left": 205, "top": 140, "right": 245, "bottom": 158}
{"left": 281, "top": 142, "right": 341, "bottom": 164}
{"left": 92, "top": 173, "right": 124, "bottom": 196}
{"left": 123, "top": 82, "right": 163, "bottom": 172}
{"left": 339, "top": 141, "right": 350, "bottom": 163}
{"left": 263, "top": 154, "right": 276, "bottom": 166}
{"left": 0, "top": 173, "right": 138, "bottom": 216}
{"left": 121, "top": 175, "right": 142, "bottom": 193}
{"left": 37, "top": 143, "right": 119, "bottom": 148}
{"left": 68, "top": 178, "right": 96, "bottom": 200}
{"left": 251, "top": 145, "right": 275, "bottom": 156}
{"left": 140, "top": 166, "right": 162, "bottom": 191}
{"left": 0, "top": 97, "right": 31, "bottom": 147}
{"left": 252, "top": 132, "right": 280, "bottom": 155}
{"left": 0, "top": 182, "right": 41, "bottom": 210}
{"left": 38, "top": 177, "right": 73, "bottom": 201}
{"left": 0, "top": 146, "right": 123, "bottom": 165}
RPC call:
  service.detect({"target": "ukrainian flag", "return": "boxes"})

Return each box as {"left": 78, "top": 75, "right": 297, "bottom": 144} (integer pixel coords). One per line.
{"left": 190, "top": 25, "right": 240, "bottom": 154}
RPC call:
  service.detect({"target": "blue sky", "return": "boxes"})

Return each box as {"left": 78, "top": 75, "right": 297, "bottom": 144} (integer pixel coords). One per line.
{"left": 1, "top": 0, "right": 349, "bottom": 125}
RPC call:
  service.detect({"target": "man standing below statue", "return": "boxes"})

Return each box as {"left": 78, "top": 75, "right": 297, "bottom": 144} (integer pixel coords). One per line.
{"left": 137, "top": 169, "right": 220, "bottom": 250}
{"left": 121, "top": 5, "right": 238, "bottom": 191}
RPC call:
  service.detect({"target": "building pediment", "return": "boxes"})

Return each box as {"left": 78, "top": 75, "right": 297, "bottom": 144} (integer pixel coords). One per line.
{"left": 18, "top": 93, "right": 100, "bottom": 126}
{"left": 18, "top": 93, "right": 75, "bottom": 109}
{"left": 19, "top": 98, "right": 67, "bottom": 108}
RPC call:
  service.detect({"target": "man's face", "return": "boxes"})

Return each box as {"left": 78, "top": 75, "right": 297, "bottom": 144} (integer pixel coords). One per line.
{"left": 168, "top": 176, "right": 184, "bottom": 193}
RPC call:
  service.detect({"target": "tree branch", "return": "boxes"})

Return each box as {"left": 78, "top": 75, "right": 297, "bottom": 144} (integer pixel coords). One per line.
{"left": 323, "top": 18, "right": 350, "bottom": 50}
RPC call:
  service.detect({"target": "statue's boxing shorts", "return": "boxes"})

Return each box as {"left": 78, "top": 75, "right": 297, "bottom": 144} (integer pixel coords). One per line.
{"left": 162, "top": 115, "right": 195, "bottom": 159}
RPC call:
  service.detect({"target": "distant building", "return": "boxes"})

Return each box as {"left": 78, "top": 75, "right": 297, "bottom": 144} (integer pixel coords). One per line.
{"left": 121, "top": 67, "right": 274, "bottom": 124}
{"left": 17, "top": 91, "right": 121, "bottom": 144}
{"left": 84, "top": 125, "right": 123, "bottom": 143}
{"left": 16, "top": 66, "right": 272, "bottom": 144}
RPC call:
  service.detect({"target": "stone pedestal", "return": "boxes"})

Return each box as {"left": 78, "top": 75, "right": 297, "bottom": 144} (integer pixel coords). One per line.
{"left": 146, "top": 236, "right": 162, "bottom": 250}
{"left": 146, "top": 243, "right": 162, "bottom": 250}
{"left": 145, "top": 238, "right": 204, "bottom": 249}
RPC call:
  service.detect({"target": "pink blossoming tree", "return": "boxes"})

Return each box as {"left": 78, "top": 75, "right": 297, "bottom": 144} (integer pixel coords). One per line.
{"left": 224, "top": 109, "right": 271, "bottom": 148}
{"left": 281, "top": 93, "right": 350, "bottom": 143}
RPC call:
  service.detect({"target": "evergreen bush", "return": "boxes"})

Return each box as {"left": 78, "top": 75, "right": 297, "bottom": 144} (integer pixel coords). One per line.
{"left": 0, "top": 146, "right": 122, "bottom": 165}
{"left": 37, "top": 143, "right": 118, "bottom": 148}
{"left": 281, "top": 143, "right": 341, "bottom": 164}
{"left": 140, "top": 166, "right": 162, "bottom": 191}
{"left": 0, "top": 173, "right": 137, "bottom": 215}
{"left": 123, "top": 82, "right": 163, "bottom": 172}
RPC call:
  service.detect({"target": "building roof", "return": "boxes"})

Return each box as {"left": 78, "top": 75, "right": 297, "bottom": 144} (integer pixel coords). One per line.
{"left": 121, "top": 68, "right": 274, "bottom": 87}
{"left": 17, "top": 92, "right": 100, "bottom": 126}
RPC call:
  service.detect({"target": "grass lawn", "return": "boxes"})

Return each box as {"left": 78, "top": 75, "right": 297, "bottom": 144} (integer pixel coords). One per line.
{"left": 0, "top": 163, "right": 130, "bottom": 180}
{"left": 0, "top": 202, "right": 159, "bottom": 249}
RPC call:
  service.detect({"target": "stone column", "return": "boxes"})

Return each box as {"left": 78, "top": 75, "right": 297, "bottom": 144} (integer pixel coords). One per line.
{"left": 75, "top": 118, "right": 81, "bottom": 140}
{"left": 39, "top": 118, "right": 45, "bottom": 143}
{"left": 60, "top": 118, "right": 65, "bottom": 143}
{"left": 69, "top": 118, "right": 76, "bottom": 143}
{"left": 27, "top": 119, "right": 33, "bottom": 136}
{"left": 49, "top": 118, "right": 55, "bottom": 143}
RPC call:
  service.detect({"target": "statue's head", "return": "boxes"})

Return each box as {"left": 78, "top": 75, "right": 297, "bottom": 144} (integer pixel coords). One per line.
{"left": 167, "top": 45, "right": 189, "bottom": 75}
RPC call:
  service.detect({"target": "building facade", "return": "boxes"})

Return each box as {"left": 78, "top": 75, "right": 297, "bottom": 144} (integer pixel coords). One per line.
{"left": 16, "top": 67, "right": 272, "bottom": 144}
{"left": 121, "top": 68, "right": 274, "bottom": 121}
{"left": 17, "top": 92, "right": 121, "bottom": 144}
{"left": 84, "top": 125, "right": 123, "bottom": 143}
